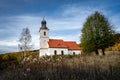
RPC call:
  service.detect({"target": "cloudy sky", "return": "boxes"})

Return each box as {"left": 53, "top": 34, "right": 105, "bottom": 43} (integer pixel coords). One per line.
{"left": 0, "top": 0, "right": 120, "bottom": 53}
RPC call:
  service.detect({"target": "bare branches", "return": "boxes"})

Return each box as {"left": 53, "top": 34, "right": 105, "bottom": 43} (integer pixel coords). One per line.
{"left": 18, "top": 27, "right": 32, "bottom": 59}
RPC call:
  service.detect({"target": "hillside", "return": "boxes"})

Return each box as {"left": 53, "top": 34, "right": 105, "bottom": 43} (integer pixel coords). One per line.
{"left": 0, "top": 50, "right": 39, "bottom": 70}
{"left": 0, "top": 51, "right": 120, "bottom": 80}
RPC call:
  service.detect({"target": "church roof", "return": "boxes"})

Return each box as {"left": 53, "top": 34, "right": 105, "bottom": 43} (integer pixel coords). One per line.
{"left": 48, "top": 39, "right": 68, "bottom": 48}
{"left": 40, "top": 26, "right": 49, "bottom": 30}
{"left": 48, "top": 39, "right": 80, "bottom": 50}
{"left": 65, "top": 42, "right": 80, "bottom": 50}
{"left": 40, "top": 19, "right": 49, "bottom": 30}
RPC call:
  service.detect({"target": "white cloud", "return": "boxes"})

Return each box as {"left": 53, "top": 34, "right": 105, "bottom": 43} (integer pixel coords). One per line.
{"left": 50, "top": 31, "right": 80, "bottom": 43}
{"left": 108, "top": 13, "right": 120, "bottom": 33}
{"left": 0, "top": 40, "right": 19, "bottom": 53}
{"left": 0, "top": 40, "right": 18, "bottom": 47}
{"left": 32, "top": 34, "right": 39, "bottom": 49}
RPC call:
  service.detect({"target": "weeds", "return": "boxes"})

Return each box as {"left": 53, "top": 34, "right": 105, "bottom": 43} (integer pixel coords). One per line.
{"left": 0, "top": 52, "right": 120, "bottom": 80}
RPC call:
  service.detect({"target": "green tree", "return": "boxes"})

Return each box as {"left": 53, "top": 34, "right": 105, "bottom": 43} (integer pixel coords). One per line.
{"left": 18, "top": 27, "right": 32, "bottom": 58}
{"left": 114, "top": 33, "right": 120, "bottom": 43}
{"left": 81, "top": 11, "right": 115, "bottom": 55}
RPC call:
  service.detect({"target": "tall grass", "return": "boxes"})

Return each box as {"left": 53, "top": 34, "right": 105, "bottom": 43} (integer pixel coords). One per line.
{"left": 0, "top": 52, "right": 120, "bottom": 80}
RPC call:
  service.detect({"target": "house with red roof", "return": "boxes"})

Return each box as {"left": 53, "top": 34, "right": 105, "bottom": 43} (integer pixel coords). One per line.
{"left": 39, "top": 19, "right": 81, "bottom": 57}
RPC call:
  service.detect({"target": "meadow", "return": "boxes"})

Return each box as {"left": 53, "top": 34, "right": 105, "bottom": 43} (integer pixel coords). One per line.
{"left": 0, "top": 51, "right": 120, "bottom": 80}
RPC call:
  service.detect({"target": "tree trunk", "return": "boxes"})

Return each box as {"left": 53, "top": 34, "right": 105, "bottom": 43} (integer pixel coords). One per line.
{"left": 102, "top": 48, "right": 105, "bottom": 55}
{"left": 95, "top": 49, "right": 99, "bottom": 55}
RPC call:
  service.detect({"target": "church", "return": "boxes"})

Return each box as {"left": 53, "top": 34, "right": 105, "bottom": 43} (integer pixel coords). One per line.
{"left": 39, "top": 19, "right": 81, "bottom": 57}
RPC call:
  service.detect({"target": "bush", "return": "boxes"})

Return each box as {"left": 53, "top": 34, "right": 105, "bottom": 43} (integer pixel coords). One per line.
{"left": 2, "top": 54, "right": 9, "bottom": 61}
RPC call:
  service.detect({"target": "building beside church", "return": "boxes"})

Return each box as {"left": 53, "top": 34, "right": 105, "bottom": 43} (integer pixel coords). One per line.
{"left": 39, "top": 19, "right": 81, "bottom": 57}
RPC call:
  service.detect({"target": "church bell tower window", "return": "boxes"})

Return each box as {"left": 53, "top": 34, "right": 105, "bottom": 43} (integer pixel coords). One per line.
{"left": 44, "top": 31, "right": 46, "bottom": 36}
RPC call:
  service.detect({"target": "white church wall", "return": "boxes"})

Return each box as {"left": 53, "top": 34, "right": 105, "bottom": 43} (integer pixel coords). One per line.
{"left": 49, "top": 48, "right": 68, "bottom": 55}
{"left": 39, "top": 49, "right": 49, "bottom": 57}
{"left": 40, "top": 38, "right": 49, "bottom": 48}
{"left": 39, "top": 48, "right": 81, "bottom": 57}
{"left": 68, "top": 50, "right": 81, "bottom": 55}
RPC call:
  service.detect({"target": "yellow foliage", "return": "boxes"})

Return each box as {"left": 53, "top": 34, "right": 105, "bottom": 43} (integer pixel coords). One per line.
{"left": 111, "top": 43, "right": 120, "bottom": 51}
{"left": 2, "top": 54, "right": 9, "bottom": 61}
{"left": 28, "top": 55, "right": 33, "bottom": 59}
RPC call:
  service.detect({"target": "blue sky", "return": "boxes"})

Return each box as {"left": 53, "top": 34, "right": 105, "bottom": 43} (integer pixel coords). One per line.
{"left": 0, "top": 0, "right": 120, "bottom": 53}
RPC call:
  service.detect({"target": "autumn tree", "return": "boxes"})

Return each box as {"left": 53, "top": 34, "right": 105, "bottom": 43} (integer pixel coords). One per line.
{"left": 111, "top": 33, "right": 120, "bottom": 51}
{"left": 18, "top": 27, "right": 32, "bottom": 58}
{"left": 81, "top": 11, "right": 115, "bottom": 55}
{"left": 114, "top": 33, "right": 120, "bottom": 43}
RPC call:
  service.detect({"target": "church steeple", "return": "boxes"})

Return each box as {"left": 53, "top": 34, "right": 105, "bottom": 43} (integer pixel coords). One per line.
{"left": 39, "top": 18, "right": 49, "bottom": 57}
{"left": 40, "top": 18, "right": 49, "bottom": 30}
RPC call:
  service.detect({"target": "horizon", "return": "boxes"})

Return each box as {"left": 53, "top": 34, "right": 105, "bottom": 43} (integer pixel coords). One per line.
{"left": 0, "top": 0, "right": 120, "bottom": 54}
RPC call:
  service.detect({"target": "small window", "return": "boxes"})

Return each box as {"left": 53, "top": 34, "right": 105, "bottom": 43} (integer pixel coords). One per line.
{"left": 44, "top": 31, "right": 46, "bottom": 36}
{"left": 73, "top": 52, "right": 75, "bottom": 55}
{"left": 61, "top": 51, "right": 64, "bottom": 55}
{"left": 54, "top": 50, "right": 57, "bottom": 55}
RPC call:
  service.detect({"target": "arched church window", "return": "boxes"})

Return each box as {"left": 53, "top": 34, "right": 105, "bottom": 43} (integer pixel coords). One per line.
{"left": 44, "top": 31, "right": 46, "bottom": 36}
{"left": 54, "top": 50, "right": 57, "bottom": 55}
{"left": 73, "top": 52, "right": 75, "bottom": 55}
{"left": 61, "top": 51, "right": 64, "bottom": 55}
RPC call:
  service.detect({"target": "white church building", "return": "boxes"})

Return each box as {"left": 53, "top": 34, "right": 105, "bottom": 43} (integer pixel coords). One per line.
{"left": 39, "top": 19, "right": 81, "bottom": 57}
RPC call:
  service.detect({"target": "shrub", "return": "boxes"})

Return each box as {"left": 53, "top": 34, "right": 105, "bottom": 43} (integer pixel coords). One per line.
{"left": 2, "top": 54, "right": 9, "bottom": 61}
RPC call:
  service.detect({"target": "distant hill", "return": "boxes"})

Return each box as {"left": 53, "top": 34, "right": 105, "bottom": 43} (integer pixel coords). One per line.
{"left": 0, "top": 50, "right": 39, "bottom": 70}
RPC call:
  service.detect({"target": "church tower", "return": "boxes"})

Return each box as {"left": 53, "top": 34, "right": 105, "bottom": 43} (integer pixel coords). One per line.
{"left": 39, "top": 19, "right": 49, "bottom": 57}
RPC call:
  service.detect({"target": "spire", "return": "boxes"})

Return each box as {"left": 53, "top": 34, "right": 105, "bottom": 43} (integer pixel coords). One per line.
{"left": 40, "top": 17, "right": 49, "bottom": 30}
{"left": 43, "top": 16, "right": 45, "bottom": 20}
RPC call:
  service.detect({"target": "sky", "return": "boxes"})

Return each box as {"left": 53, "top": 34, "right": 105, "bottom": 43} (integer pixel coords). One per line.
{"left": 0, "top": 0, "right": 120, "bottom": 54}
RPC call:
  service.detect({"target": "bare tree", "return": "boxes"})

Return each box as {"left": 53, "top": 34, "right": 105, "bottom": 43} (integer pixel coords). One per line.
{"left": 18, "top": 27, "right": 32, "bottom": 59}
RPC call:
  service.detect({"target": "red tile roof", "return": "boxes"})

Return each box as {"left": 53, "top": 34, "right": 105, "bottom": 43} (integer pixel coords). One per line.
{"left": 65, "top": 42, "right": 80, "bottom": 50}
{"left": 48, "top": 39, "right": 68, "bottom": 48}
{"left": 48, "top": 39, "right": 80, "bottom": 50}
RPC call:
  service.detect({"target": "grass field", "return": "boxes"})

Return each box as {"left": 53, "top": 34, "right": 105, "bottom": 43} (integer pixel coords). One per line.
{"left": 0, "top": 51, "right": 120, "bottom": 80}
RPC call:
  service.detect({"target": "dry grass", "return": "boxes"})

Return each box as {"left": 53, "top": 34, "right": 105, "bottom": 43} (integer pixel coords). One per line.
{"left": 0, "top": 51, "right": 120, "bottom": 80}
